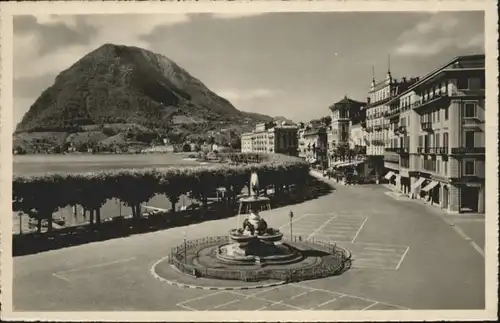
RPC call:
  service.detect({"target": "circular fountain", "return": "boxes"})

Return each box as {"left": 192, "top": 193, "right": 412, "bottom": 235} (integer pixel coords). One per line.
{"left": 218, "top": 205, "right": 302, "bottom": 265}
{"left": 154, "top": 172, "right": 351, "bottom": 284}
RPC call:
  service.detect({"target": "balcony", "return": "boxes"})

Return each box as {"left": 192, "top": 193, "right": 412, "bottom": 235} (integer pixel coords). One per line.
{"left": 371, "top": 140, "right": 385, "bottom": 146}
{"left": 462, "top": 118, "right": 483, "bottom": 130}
{"left": 420, "top": 121, "right": 433, "bottom": 131}
{"left": 450, "top": 147, "right": 485, "bottom": 155}
{"left": 417, "top": 147, "right": 425, "bottom": 154}
{"left": 412, "top": 92, "right": 449, "bottom": 111}
{"left": 398, "top": 126, "right": 407, "bottom": 134}
{"left": 436, "top": 147, "right": 448, "bottom": 155}
{"left": 395, "top": 147, "right": 409, "bottom": 154}
{"left": 373, "top": 125, "right": 382, "bottom": 131}
{"left": 385, "top": 147, "right": 398, "bottom": 153}
{"left": 384, "top": 108, "right": 401, "bottom": 118}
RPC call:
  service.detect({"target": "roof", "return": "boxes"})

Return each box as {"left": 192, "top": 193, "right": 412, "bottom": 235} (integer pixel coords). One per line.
{"left": 329, "top": 96, "right": 366, "bottom": 111}
{"left": 387, "top": 54, "right": 485, "bottom": 105}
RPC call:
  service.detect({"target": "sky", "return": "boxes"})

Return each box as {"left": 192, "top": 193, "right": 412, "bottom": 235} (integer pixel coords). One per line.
{"left": 13, "top": 11, "right": 484, "bottom": 125}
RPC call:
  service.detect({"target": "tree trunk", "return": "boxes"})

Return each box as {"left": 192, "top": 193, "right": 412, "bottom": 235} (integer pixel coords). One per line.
{"left": 90, "top": 209, "right": 95, "bottom": 226}
{"left": 37, "top": 218, "right": 42, "bottom": 233}
{"left": 135, "top": 204, "right": 141, "bottom": 219}
{"left": 96, "top": 208, "right": 101, "bottom": 226}
{"left": 131, "top": 205, "right": 136, "bottom": 218}
{"left": 47, "top": 213, "right": 53, "bottom": 233}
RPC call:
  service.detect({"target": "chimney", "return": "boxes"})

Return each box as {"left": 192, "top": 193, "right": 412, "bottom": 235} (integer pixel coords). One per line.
{"left": 402, "top": 77, "right": 407, "bottom": 82}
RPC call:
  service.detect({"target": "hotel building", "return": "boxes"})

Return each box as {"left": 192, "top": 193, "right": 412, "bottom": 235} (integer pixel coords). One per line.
{"left": 241, "top": 121, "right": 299, "bottom": 156}
{"left": 384, "top": 54, "right": 485, "bottom": 214}
{"left": 365, "top": 67, "right": 419, "bottom": 182}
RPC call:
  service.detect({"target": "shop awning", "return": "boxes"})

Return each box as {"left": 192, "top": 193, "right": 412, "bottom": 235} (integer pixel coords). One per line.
{"left": 384, "top": 171, "right": 396, "bottom": 180}
{"left": 411, "top": 177, "right": 426, "bottom": 190}
{"left": 421, "top": 181, "right": 439, "bottom": 192}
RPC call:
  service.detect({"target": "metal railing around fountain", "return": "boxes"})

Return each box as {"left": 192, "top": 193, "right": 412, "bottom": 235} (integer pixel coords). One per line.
{"left": 168, "top": 236, "right": 350, "bottom": 283}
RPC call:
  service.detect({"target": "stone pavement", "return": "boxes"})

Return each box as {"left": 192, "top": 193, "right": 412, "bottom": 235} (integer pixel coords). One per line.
{"left": 13, "top": 176, "right": 486, "bottom": 311}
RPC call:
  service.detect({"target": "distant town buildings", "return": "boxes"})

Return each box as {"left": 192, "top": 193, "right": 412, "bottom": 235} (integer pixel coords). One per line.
{"left": 241, "top": 121, "right": 299, "bottom": 156}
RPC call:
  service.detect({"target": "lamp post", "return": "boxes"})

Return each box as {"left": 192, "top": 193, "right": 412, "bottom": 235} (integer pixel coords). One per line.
{"left": 183, "top": 230, "right": 187, "bottom": 264}
{"left": 289, "top": 210, "right": 294, "bottom": 240}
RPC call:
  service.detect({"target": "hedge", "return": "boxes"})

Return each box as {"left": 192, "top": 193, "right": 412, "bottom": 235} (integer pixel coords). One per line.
{"left": 13, "top": 153, "right": 309, "bottom": 233}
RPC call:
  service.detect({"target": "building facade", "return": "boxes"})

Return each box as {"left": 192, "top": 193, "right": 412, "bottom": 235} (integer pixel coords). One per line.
{"left": 385, "top": 54, "right": 485, "bottom": 214}
{"left": 298, "top": 125, "right": 328, "bottom": 167}
{"left": 349, "top": 105, "right": 367, "bottom": 156}
{"left": 327, "top": 96, "right": 365, "bottom": 167}
{"left": 365, "top": 70, "right": 419, "bottom": 182}
{"left": 241, "top": 121, "right": 299, "bottom": 156}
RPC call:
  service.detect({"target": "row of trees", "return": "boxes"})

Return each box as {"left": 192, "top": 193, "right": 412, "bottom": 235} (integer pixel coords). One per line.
{"left": 13, "top": 153, "right": 309, "bottom": 234}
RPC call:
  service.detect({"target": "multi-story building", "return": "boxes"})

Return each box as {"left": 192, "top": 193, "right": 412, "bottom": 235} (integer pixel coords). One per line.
{"left": 327, "top": 96, "right": 365, "bottom": 167}
{"left": 365, "top": 68, "right": 419, "bottom": 182}
{"left": 349, "top": 105, "right": 367, "bottom": 156}
{"left": 241, "top": 121, "right": 299, "bottom": 156}
{"left": 298, "top": 125, "right": 328, "bottom": 167}
{"left": 385, "top": 54, "right": 485, "bottom": 214}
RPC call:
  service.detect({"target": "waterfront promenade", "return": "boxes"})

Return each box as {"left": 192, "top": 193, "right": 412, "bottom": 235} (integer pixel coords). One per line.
{"left": 13, "top": 175, "right": 485, "bottom": 311}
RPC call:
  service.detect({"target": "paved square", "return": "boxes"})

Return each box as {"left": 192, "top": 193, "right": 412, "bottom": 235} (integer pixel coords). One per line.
{"left": 178, "top": 291, "right": 241, "bottom": 311}
{"left": 248, "top": 285, "right": 310, "bottom": 303}
{"left": 283, "top": 290, "right": 340, "bottom": 309}
{"left": 207, "top": 297, "right": 271, "bottom": 311}
{"left": 338, "top": 242, "right": 409, "bottom": 270}
{"left": 315, "top": 295, "right": 374, "bottom": 310}
{"left": 314, "top": 215, "right": 367, "bottom": 242}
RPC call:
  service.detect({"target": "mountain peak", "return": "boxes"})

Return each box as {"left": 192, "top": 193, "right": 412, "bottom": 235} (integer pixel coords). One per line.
{"left": 14, "top": 44, "right": 273, "bottom": 151}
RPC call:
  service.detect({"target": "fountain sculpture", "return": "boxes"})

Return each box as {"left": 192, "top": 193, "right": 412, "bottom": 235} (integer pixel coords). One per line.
{"left": 217, "top": 172, "right": 302, "bottom": 265}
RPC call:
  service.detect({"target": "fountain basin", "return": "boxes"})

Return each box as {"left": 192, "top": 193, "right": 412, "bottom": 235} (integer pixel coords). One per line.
{"left": 257, "top": 232, "right": 283, "bottom": 243}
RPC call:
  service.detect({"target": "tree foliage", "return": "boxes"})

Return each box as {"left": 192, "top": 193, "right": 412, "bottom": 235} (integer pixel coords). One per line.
{"left": 12, "top": 153, "right": 309, "bottom": 231}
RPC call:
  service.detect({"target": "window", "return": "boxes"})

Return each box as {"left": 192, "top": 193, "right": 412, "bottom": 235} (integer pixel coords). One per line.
{"left": 463, "top": 160, "right": 475, "bottom": 176}
{"left": 418, "top": 135, "right": 423, "bottom": 147}
{"left": 436, "top": 160, "right": 440, "bottom": 173}
{"left": 443, "top": 132, "right": 449, "bottom": 148}
{"left": 464, "top": 103, "right": 477, "bottom": 118}
{"left": 465, "top": 131, "right": 475, "bottom": 148}
{"left": 457, "top": 77, "right": 469, "bottom": 90}
{"left": 435, "top": 133, "right": 440, "bottom": 148}
{"left": 444, "top": 106, "right": 449, "bottom": 120}
{"left": 436, "top": 109, "right": 440, "bottom": 121}
{"left": 443, "top": 160, "right": 448, "bottom": 175}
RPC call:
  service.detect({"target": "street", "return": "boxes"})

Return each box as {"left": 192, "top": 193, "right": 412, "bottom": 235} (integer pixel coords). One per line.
{"left": 13, "top": 180, "right": 485, "bottom": 311}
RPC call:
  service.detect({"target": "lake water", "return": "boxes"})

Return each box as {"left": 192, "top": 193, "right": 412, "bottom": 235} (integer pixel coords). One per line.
{"left": 13, "top": 153, "right": 200, "bottom": 176}
{"left": 12, "top": 153, "right": 211, "bottom": 234}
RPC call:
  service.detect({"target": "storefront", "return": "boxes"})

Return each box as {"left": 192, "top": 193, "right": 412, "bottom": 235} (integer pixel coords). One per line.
{"left": 410, "top": 177, "right": 426, "bottom": 199}
{"left": 421, "top": 180, "right": 440, "bottom": 205}
{"left": 384, "top": 171, "right": 398, "bottom": 188}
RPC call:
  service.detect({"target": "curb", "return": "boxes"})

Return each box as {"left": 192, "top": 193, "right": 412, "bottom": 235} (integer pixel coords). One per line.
{"left": 150, "top": 255, "right": 287, "bottom": 291}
